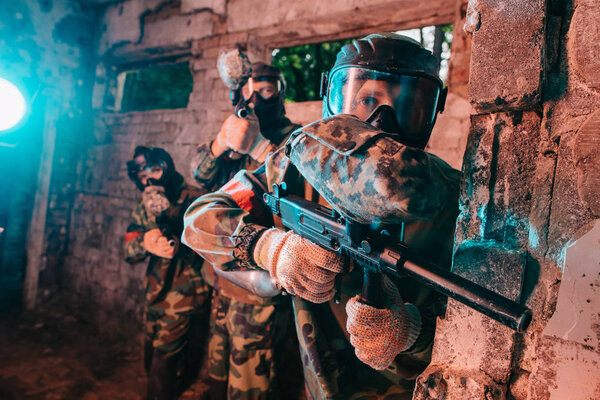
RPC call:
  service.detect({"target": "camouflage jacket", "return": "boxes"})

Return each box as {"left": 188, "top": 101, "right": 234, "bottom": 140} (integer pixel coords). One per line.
{"left": 191, "top": 116, "right": 300, "bottom": 192}
{"left": 182, "top": 115, "right": 461, "bottom": 398}
{"left": 125, "top": 180, "right": 207, "bottom": 313}
{"left": 189, "top": 116, "right": 300, "bottom": 304}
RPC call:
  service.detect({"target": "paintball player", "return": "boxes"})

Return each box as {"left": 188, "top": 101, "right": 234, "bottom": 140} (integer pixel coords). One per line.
{"left": 125, "top": 146, "right": 210, "bottom": 400}
{"left": 183, "top": 33, "right": 460, "bottom": 399}
{"left": 192, "top": 62, "right": 300, "bottom": 187}
{"left": 191, "top": 62, "right": 302, "bottom": 399}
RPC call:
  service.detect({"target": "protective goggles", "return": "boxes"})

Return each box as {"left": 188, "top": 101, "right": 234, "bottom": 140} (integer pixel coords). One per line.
{"left": 127, "top": 158, "right": 147, "bottom": 176}
{"left": 324, "top": 66, "right": 444, "bottom": 140}
{"left": 127, "top": 158, "right": 163, "bottom": 178}
{"left": 247, "top": 76, "right": 284, "bottom": 100}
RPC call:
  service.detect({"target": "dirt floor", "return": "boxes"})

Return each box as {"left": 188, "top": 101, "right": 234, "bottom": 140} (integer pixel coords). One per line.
{"left": 0, "top": 295, "right": 209, "bottom": 400}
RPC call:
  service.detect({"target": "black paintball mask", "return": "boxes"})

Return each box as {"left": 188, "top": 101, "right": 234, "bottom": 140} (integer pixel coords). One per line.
{"left": 321, "top": 33, "right": 447, "bottom": 149}
{"left": 246, "top": 63, "right": 286, "bottom": 137}
{"left": 126, "top": 146, "right": 183, "bottom": 200}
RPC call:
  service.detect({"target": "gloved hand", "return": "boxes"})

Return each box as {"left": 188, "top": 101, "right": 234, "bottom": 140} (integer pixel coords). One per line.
{"left": 253, "top": 228, "right": 345, "bottom": 303}
{"left": 345, "top": 275, "right": 422, "bottom": 370}
{"left": 143, "top": 228, "right": 177, "bottom": 259}
{"left": 211, "top": 113, "right": 270, "bottom": 160}
{"left": 142, "top": 185, "right": 170, "bottom": 217}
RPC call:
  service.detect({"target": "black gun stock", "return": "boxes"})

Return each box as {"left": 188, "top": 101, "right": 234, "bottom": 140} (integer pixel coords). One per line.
{"left": 263, "top": 183, "right": 532, "bottom": 333}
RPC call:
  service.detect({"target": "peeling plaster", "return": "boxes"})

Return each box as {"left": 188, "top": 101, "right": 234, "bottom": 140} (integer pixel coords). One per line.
{"left": 544, "top": 219, "right": 600, "bottom": 349}
{"left": 528, "top": 224, "right": 540, "bottom": 249}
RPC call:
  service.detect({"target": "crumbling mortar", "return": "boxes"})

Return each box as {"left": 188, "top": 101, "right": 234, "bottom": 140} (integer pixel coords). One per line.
{"left": 543, "top": 277, "right": 561, "bottom": 320}
{"left": 483, "top": 117, "right": 504, "bottom": 242}
{"left": 185, "top": 7, "right": 226, "bottom": 20}
{"left": 136, "top": 1, "right": 177, "bottom": 45}
{"left": 539, "top": 126, "right": 561, "bottom": 262}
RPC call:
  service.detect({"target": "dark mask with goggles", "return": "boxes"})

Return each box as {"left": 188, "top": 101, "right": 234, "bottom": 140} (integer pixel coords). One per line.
{"left": 246, "top": 63, "right": 287, "bottom": 138}
{"left": 126, "top": 146, "right": 183, "bottom": 201}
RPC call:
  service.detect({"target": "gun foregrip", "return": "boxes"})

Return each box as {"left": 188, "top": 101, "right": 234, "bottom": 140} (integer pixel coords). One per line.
{"left": 157, "top": 224, "right": 176, "bottom": 247}
{"left": 360, "top": 269, "right": 384, "bottom": 308}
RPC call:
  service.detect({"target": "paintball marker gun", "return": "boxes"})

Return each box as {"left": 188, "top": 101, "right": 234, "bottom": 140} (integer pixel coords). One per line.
{"left": 144, "top": 180, "right": 176, "bottom": 247}
{"left": 217, "top": 49, "right": 253, "bottom": 119}
{"left": 263, "top": 183, "right": 532, "bottom": 333}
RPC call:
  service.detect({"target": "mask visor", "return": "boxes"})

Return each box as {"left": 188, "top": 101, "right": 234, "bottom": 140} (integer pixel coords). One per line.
{"left": 327, "top": 66, "right": 442, "bottom": 141}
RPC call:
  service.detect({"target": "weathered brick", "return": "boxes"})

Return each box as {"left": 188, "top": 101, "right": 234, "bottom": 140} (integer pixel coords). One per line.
{"left": 453, "top": 241, "right": 526, "bottom": 301}
{"left": 547, "top": 131, "right": 596, "bottom": 261}
{"left": 456, "top": 111, "right": 541, "bottom": 248}
{"left": 573, "top": 110, "right": 600, "bottom": 216}
{"left": 468, "top": 0, "right": 545, "bottom": 112}
{"left": 569, "top": 1, "right": 600, "bottom": 88}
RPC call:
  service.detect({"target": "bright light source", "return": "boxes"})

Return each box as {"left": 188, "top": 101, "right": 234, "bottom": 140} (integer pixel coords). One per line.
{"left": 0, "top": 78, "right": 26, "bottom": 131}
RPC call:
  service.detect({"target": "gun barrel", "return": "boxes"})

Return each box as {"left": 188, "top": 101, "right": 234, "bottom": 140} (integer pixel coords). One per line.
{"left": 235, "top": 103, "right": 249, "bottom": 119}
{"left": 398, "top": 257, "right": 532, "bottom": 332}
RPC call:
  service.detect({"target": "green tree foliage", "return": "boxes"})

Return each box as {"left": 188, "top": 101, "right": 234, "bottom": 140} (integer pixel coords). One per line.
{"left": 273, "top": 26, "right": 453, "bottom": 102}
{"left": 272, "top": 39, "right": 354, "bottom": 102}
{"left": 120, "top": 62, "right": 193, "bottom": 112}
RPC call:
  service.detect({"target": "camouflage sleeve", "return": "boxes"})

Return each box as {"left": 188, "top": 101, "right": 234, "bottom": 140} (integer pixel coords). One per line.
{"left": 191, "top": 142, "right": 221, "bottom": 189}
{"left": 124, "top": 203, "right": 149, "bottom": 263}
{"left": 287, "top": 114, "right": 461, "bottom": 224}
{"left": 182, "top": 165, "right": 273, "bottom": 271}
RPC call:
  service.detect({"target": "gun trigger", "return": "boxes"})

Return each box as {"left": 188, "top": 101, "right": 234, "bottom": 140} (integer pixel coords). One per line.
{"left": 333, "top": 275, "right": 342, "bottom": 304}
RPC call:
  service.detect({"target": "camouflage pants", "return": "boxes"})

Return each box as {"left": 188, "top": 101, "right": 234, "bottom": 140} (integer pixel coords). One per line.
{"left": 145, "top": 263, "right": 211, "bottom": 355}
{"left": 293, "top": 298, "right": 414, "bottom": 400}
{"left": 208, "top": 292, "right": 290, "bottom": 400}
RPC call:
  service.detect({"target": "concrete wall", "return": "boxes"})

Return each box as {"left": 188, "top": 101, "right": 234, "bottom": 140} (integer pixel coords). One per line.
{"left": 414, "top": 0, "right": 600, "bottom": 398}
{"left": 61, "top": 0, "right": 471, "bottom": 338}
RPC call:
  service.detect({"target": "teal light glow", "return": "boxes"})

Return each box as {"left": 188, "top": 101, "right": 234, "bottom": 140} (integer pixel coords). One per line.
{"left": 0, "top": 78, "right": 26, "bottom": 131}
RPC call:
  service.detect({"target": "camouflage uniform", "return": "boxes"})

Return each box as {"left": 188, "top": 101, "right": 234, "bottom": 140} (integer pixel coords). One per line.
{"left": 192, "top": 117, "right": 299, "bottom": 190}
{"left": 183, "top": 115, "right": 460, "bottom": 399}
{"left": 125, "top": 178, "right": 210, "bottom": 363}
{"left": 191, "top": 117, "right": 302, "bottom": 400}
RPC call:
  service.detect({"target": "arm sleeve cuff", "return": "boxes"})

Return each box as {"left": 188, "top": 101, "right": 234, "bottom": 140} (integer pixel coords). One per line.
{"left": 232, "top": 224, "right": 267, "bottom": 269}
{"left": 401, "top": 303, "right": 422, "bottom": 351}
{"left": 192, "top": 142, "right": 220, "bottom": 185}
{"left": 124, "top": 233, "right": 147, "bottom": 263}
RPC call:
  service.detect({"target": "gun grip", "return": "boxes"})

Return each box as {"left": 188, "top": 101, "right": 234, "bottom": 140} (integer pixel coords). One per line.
{"left": 360, "top": 269, "right": 384, "bottom": 309}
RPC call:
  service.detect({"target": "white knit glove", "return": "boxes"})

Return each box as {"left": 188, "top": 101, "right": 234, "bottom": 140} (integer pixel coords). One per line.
{"left": 346, "top": 275, "right": 422, "bottom": 370}
{"left": 253, "top": 228, "right": 345, "bottom": 303}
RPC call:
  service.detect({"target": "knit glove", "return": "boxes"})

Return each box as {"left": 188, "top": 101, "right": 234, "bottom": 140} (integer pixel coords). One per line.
{"left": 143, "top": 228, "right": 177, "bottom": 259}
{"left": 142, "top": 185, "right": 170, "bottom": 217}
{"left": 346, "top": 275, "right": 422, "bottom": 370}
{"left": 253, "top": 228, "right": 345, "bottom": 303}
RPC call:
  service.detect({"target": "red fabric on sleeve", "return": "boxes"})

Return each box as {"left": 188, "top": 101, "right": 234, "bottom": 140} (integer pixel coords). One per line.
{"left": 221, "top": 180, "right": 270, "bottom": 223}
{"left": 125, "top": 231, "right": 143, "bottom": 243}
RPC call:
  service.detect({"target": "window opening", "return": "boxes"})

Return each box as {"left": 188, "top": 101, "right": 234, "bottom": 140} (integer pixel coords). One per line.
{"left": 271, "top": 25, "right": 452, "bottom": 103}
{"left": 115, "top": 62, "right": 193, "bottom": 112}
